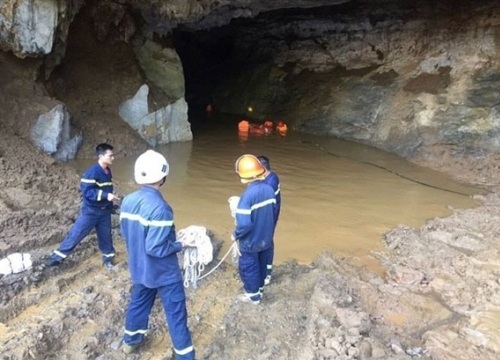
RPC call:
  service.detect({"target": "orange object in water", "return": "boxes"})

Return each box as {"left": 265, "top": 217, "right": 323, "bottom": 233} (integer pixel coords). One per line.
{"left": 238, "top": 120, "right": 250, "bottom": 132}
{"left": 249, "top": 124, "right": 268, "bottom": 135}
{"left": 238, "top": 130, "right": 249, "bottom": 142}
{"left": 263, "top": 120, "right": 274, "bottom": 132}
{"left": 276, "top": 121, "right": 288, "bottom": 136}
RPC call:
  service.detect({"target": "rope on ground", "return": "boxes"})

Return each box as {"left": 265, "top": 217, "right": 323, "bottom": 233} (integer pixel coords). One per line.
{"left": 178, "top": 225, "right": 241, "bottom": 288}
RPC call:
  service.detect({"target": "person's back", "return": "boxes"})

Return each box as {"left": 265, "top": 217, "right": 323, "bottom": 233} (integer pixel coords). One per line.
{"left": 263, "top": 170, "right": 281, "bottom": 222}
{"left": 235, "top": 180, "right": 276, "bottom": 253}
{"left": 119, "top": 150, "right": 195, "bottom": 359}
{"left": 120, "top": 186, "right": 183, "bottom": 288}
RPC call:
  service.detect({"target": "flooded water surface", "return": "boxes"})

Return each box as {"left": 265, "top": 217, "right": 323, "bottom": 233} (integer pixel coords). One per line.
{"left": 74, "top": 117, "right": 482, "bottom": 267}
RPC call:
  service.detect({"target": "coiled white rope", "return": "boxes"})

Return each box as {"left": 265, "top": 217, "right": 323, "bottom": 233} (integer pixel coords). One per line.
{"left": 178, "top": 225, "right": 213, "bottom": 288}
{"left": 179, "top": 196, "right": 242, "bottom": 288}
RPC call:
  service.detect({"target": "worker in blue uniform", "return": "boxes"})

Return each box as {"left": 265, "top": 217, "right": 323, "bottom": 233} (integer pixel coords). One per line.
{"left": 119, "top": 150, "right": 195, "bottom": 358}
{"left": 232, "top": 154, "right": 277, "bottom": 305}
{"left": 45, "top": 143, "right": 120, "bottom": 269}
{"left": 257, "top": 155, "right": 281, "bottom": 286}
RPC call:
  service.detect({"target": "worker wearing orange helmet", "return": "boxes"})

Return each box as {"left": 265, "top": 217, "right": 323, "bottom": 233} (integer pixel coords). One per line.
{"left": 232, "top": 154, "right": 277, "bottom": 304}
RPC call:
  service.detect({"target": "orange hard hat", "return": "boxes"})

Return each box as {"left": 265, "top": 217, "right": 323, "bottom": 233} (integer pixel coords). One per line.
{"left": 235, "top": 154, "right": 266, "bottom": 183}
{"left": 238, "top": 120, "right": 250, "bottom": 132}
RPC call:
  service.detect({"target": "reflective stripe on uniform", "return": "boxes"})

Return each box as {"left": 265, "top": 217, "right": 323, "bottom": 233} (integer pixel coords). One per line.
{"left": 81, "top": 178, "right": 96, "bottom": 184}
{"left": 124, "top": 328, "right": 148, "bottom": 336}
{"left": 174, "top": 345, "right": 194, "bottom": 355}
{"left": 235, "top": 198, "right": 276, "bottom": 215}
{"left": 97, "top": 189, "right": 103, "bottom": 201}
{"left": 267, "top": 264, "right": 273, "bottom": 269}
{"left": 53, "top": 250, "right": 67, "bottom": 258}
{"left": 96, "top": 181, "right": 113, "bottom": 187}
{"left": 102, "top": 253, "right": 115, "bottom": 258}
{"left": 251, "top": 198, "right": 276, "bottom": 210}
{"left": 120, "top": 212, "right": 174, "bottom": 227}
{"left": 235, "top": 208, "right": 251, "bottom": 215}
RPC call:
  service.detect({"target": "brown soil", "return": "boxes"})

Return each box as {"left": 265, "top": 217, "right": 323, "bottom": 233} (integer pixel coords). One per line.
{"left": 2, "top": 28, "right": 500, "bottom": 360}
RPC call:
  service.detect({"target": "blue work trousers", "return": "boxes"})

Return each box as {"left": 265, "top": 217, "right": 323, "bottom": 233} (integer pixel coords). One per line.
{"left": 266, "top": 244, "right": 275, "bottom": 277}
{"left": 239, "top": 248, "right": 273, "bottom": 300}
{"left": 56, "top": 205, "right": 115, "bottom": 262}
{"left": 124, "top": 281, "right": 195, "bottom": 360}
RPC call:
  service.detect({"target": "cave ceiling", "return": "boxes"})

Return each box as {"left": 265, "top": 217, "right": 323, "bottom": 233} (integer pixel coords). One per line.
{"left": 126, "top": 0, "right": 350, "bottom": 32}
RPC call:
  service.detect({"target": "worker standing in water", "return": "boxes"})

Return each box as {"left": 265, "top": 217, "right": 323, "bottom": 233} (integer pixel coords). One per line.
{"left": 257, "top": 155, "right": 281, "bottom": 286}
{"left": 45, "top": 143, "right": 120, "bottom": 269}
{"left": 232, "top": 154, "right": 276, "bottom": 304}
{"left": 119, "top": 150, "right": 195, "bottom": 358}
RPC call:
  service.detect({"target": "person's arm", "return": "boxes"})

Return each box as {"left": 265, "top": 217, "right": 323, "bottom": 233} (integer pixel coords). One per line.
{"left": 144, "top": 206, "right": 183, "bottom": 258}
{"left": 233, "top": 195, "right": 253, "bottom": 240}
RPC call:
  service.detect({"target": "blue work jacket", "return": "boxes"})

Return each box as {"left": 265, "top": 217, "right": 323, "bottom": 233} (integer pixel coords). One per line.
{"left": 263, "top": 171, "right": 281, "bottom": 223}
{"left": 80, "top": 163, "right": 114, "bottom": 209}
{"left": 233, "top": 180, "right": 276, "bottom": 253}
{"left": 120, "top": 186, "right": 183, "bottom": 288}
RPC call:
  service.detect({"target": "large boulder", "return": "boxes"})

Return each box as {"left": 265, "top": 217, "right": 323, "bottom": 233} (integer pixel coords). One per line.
{"left": 134, "top": 39, "right": 185, "bottom": 100}
{"left": 118, "top": 84, "right": 192, "bottom": 146}
{"left": 30, "top": 104, "right": 82, "bottom": 161}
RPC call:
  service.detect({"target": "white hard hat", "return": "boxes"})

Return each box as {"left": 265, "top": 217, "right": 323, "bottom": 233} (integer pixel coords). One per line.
{"left": 134, "top": 150, "right": 169, "bottom": 185}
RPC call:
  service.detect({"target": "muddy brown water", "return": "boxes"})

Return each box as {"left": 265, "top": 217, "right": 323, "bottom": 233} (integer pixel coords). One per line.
{"left": 71, "top": 118, "right": 482, "bottom": 273}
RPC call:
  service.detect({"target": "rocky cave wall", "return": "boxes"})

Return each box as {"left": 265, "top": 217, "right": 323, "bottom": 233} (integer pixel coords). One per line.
{"left": 173, "top": 0, "right": 500, "bottom": 159}
{"left": 2, "top": 0, "right": 500, "bottom": 160}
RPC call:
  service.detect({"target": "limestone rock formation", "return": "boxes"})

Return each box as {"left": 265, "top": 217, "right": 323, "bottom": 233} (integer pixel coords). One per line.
{"left": 134, "top": 39, "right": 185, "bottom": 100}
{"left": 118, "top": 84, "right": 192, "bottom": 146}
{"left": 30, "top": 104, "right": 82, "bottom": 161}
{"left": 0, "top": 0, "right": 59, "bottom": 56}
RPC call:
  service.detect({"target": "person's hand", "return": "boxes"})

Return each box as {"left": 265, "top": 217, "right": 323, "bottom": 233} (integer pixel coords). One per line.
{"left": 179, "top": 238, "right": 196, "bottom": 248}
{"left": 107, "top": 193, "right": 121, "bottom": 204}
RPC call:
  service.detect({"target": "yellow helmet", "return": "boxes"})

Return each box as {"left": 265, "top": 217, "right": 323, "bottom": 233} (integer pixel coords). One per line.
{"left": 235, "top": 154, "right": 266, "bottom": 183}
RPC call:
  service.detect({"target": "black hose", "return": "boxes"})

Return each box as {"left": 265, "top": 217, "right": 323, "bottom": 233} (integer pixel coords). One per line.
{"left": 300, "top": 140, "right": 489, "bottom": 197}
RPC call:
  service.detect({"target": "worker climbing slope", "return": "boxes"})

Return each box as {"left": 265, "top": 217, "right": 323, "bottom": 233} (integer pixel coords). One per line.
{"left": 232, "top": 154, "right": 277, "bottom": 304}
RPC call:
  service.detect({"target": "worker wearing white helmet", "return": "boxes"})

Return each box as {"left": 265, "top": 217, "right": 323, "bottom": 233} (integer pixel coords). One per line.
{"left": 119, "top": 150, "right": 195, "bottom": 359}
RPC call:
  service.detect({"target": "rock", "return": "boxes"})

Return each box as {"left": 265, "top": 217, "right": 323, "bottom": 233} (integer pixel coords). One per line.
{"left": 30, "top": 104, "right": 82, "bottom": 161}
{"left": 358, "top": 339, "right": 373, "bottom": 359}
{"left": 118, "top": 85, "right": 192, "bottom": 145}
{"left": 134, "top": 39, "right": 185, "bottom": 99}
{"left": 0, "top": 0, "right": 58, "bottom": 56}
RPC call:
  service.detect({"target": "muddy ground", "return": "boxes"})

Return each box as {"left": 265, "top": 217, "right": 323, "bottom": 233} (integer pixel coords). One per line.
{"left": 3, "top": 27, "right": 500, "bottom": 360}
